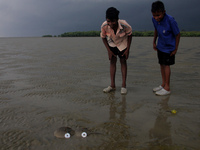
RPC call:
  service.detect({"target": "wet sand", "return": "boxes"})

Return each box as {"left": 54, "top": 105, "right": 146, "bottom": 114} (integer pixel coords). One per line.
{"left": 0, "top": 37, "right": 199, "bottom": 149}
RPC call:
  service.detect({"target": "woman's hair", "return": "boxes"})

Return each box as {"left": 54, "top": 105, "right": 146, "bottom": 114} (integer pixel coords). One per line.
{"left": 151, "top": 1, "right": 165, "bottom": 13}
{"left": 106, "top": 7, "right": 120, "bottom": 20}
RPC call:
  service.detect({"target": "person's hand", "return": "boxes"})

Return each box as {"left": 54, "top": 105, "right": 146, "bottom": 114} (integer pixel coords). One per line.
{"left": 170, "top": 49, "right": 177, "bottom": 56}
{"left": 108, "top": 49, "right": 116, "bottom": 60}
{"left": 153, "top": 43, "right": 157, "bottom": 51}
{"left": 122, "top": 49, "right": 129, "bottom": 60}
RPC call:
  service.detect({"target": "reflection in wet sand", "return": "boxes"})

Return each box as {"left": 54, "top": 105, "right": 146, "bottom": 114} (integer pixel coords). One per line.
{"left": 149, "top": 96, "right": 172, "bottom": 148}
{"left": 97, "top": 93, "right": 130, "bottom": 149}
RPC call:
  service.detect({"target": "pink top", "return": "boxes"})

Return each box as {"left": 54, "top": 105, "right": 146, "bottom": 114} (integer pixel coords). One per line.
{"left": 100, "top": 19, "right": 132, "bottom": 51}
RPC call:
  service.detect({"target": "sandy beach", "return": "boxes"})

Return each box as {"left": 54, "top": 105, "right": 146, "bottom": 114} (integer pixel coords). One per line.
{"left": 0, "top": 37, "right": 199, "bottom": 149}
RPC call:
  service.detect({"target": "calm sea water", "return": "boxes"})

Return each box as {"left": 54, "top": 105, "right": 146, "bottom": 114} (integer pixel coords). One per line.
{"left": 0, "top": 37, "right": 199, "bottom": 149}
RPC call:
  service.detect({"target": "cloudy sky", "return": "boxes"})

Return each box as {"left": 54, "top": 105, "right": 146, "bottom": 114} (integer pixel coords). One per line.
{"left": 0, "top": 0, "right": 199, "bottom": 37}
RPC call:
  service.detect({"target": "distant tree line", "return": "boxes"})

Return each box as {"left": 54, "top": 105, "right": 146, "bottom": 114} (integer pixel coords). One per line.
{"left": 42, "top": 35, "right": 57, "bottom": 37}
{"left": 60, "top": 31, "right": 101, "bottom": 37}
{"left": 180, "top": 31, "right": 200, "bottom": 37}
{"left": 42, "top": 31, "right": 200, "bottom": 37}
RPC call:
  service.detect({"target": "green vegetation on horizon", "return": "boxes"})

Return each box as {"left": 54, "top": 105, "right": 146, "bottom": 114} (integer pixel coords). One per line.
{"left": 42, "top": 31, "right": 200, "bottom": 37}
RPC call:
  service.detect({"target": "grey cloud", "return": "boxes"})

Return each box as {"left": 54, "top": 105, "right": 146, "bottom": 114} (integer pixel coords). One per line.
{"left": 0, "top": 0, "right": 199, "bottom": 37}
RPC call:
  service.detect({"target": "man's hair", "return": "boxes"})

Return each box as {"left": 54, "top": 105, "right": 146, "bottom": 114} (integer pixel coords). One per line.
{"left": 106, "top": 7, "right": 120, "bottom": 20}
{"left": 151, "top": 1, "right": 165, "bottom": 13}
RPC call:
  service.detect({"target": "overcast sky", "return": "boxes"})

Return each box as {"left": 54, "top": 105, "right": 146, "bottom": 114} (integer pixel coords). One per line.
{"left": 0, "top": 0, "right": 199, "bottom": 37}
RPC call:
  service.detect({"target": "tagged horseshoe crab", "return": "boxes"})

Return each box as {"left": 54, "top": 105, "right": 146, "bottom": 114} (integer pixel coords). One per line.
{"left": 54, "top": 127, "right": 90, "bottom": 139}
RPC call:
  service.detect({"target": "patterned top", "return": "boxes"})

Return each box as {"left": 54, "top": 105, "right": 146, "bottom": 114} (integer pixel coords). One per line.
{"left": 100, "top": 19, "right": 132, "bottom": 51}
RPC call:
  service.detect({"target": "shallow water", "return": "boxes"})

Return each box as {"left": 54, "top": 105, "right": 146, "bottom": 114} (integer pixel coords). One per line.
{"left": 0, "top": 37, "right": 199, "bottom": 149}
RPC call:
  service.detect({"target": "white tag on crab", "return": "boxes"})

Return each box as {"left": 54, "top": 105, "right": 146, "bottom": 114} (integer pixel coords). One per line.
{"left": 81, "top": 132, "right": 87, "bottom": 138}
{"left": 64, "top": 133, "right": 71, "bottom": 138}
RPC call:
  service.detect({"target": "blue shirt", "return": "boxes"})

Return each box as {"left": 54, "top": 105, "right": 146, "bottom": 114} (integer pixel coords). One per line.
{"left": 152, "top": 14, "right": 180, "bottom": 53}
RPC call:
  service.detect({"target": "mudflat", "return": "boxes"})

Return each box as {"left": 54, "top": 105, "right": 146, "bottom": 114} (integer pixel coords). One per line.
{"left": 0, "top": 37, "right": 199, "bottom": 149}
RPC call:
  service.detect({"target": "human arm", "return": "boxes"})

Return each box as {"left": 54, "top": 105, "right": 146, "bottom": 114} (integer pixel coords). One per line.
{"left": 153, "top": 29, "right": 158, "bottom": 51}
{"left": 102, "top": 38, "right": 116, "bottom": 60}
{"left": 170, "top": 33, "right": 180, "bottom": 56}
{"left": 121, "top": 20, "right": 132, "bottom": 60}
{"left": 122, "top": 35, "right": 132, "bottom": 60}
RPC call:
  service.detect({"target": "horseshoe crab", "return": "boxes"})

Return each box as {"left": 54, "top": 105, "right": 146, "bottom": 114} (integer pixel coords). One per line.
{"left": 54, "top": 127, "right": 90, "bottom": 139}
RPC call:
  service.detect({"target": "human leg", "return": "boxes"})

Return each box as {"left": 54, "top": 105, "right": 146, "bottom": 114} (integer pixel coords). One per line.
{"left": 163, "top": 65, "right": 171, "bottom": 91}
{"left": 153, "top": 65, "right": 165, "bottom": 92}
{"left": 160, "top": 65, "right": 171, "bottom": 91}
{"left": 155, "top": 65, "right": 171, "bottom": 95}
{"left": 120, "top": 57, "right": 127, "bottom": 88}
{"left": 110, "top": 56, "right": 117, "bottom": 88}
{"left": 103, "top": 56, "right": 117, "bottom": 93}
{"left": 154, "top": 50, "right": 173, "bottom": 95}
{"left": 160, "top": 64, "right": 166, "bottom": 88}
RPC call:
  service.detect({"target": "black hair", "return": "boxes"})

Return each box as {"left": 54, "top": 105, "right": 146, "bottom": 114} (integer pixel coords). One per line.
{"left": 106, "top": 7, "right": 120, "bottom": 21}
{"left": 151, "top": 1, "right": 165, "bottom": 13}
